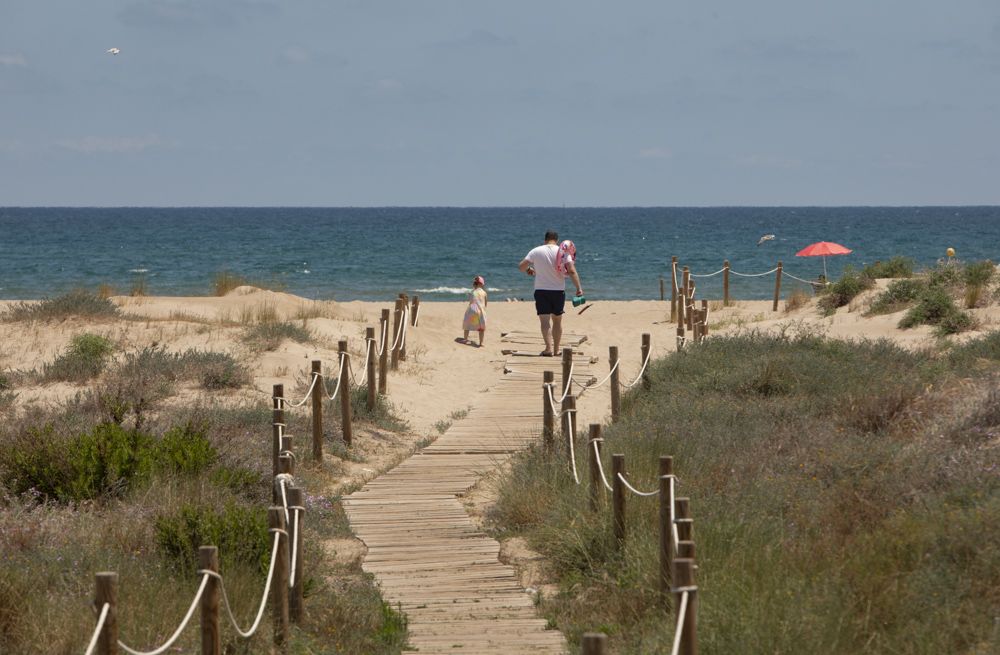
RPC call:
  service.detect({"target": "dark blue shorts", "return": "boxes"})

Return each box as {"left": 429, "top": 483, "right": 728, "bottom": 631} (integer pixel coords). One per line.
{"left": 534, "top": 289, "right": 566, "bottom": 316}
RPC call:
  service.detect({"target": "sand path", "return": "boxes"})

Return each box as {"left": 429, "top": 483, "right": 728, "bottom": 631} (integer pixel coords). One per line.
{"left": 342, "top": 331, "right": 595, "bottom": 654}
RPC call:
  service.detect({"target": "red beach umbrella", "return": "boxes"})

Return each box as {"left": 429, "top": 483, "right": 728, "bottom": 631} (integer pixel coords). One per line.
{"left": 795, "top": 241, "right": 853, "bottom": 279}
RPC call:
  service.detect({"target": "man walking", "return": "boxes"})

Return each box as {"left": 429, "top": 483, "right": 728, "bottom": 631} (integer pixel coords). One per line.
{"left": 518, "top": 230, "right": 584, "bottom": 356}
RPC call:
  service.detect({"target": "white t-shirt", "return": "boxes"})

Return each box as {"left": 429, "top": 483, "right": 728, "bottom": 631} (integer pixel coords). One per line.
{"left": 525, "top": 244, "right": 574, "bottom": 291}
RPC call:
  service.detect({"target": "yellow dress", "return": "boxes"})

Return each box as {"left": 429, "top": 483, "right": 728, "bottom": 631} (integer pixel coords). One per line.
{"left": 462, "top": 288, "right": 487, "bottom": 331}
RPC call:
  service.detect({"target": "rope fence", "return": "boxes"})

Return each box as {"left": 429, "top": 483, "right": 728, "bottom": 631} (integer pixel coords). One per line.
{"left": 83, "top": 292, "right": 424, "bottom": 655}
{"left": 538, "top": 333, "right": 700, "bottom": 655}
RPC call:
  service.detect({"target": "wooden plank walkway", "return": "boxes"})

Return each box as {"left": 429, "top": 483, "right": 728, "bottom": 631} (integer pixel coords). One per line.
{"left": 343, "top": 331, "right": 592, "bottom": 654}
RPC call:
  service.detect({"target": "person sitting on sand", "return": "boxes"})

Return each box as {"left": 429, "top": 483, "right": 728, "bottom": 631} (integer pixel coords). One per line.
{"left": 518, "top": 231, "right": 584, "bottom": 356}
{"left": 462, "top": 275, "right": 488, "bottom": 347}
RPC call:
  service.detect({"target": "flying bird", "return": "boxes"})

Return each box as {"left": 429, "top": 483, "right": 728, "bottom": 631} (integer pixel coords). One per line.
{"left": 757, "top": 234, "right": 776, "bottom": 246}
{"left": 106, "top": 47, "right": 120, "bottom": 55}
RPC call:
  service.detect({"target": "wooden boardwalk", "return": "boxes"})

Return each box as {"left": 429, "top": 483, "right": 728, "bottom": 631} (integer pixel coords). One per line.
{"left": 343, "top": 332, "right": 593, "bottom": 654}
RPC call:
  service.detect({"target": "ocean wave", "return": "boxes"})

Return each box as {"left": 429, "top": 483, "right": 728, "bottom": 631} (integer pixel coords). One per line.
{"left": 129, "top": 268, "right": 149, "bottom": 273}
{"left": 414, "top": 286, "right": 506, "bottom": 294}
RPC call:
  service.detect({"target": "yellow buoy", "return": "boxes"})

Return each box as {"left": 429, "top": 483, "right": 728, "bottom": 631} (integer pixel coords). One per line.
{"left": 946, "top": 247, "right": 956, "bottom": 258}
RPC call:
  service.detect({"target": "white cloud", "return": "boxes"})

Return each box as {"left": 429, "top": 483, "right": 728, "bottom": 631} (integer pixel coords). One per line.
{"left": 0, "top": 54, "right": 27, "bottom": 68}
{"left": 56, "top": 134, "right": 167, "bottom": 154}
{"left": 638, "top": 147, "right": 671, "bottom": 159}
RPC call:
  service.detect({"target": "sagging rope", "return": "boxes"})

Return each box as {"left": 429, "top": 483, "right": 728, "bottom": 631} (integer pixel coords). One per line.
{"left": 276, "top": 372, "right": 320, "bottom": 408}
{"left": 275, "top": 473, "right": 293, "bottom": 526}
{"left": 620, "top": 346, "right": 652, "bottom": 389}
{"left": 588, "top": 358, "right": 620, "bottom": 389}
{"left": 670, "top": 590, "right": 691, "bottom": 655}
{"left": 274, "top": 473, "right": 302, "bottom": 588}
{"left": 730, "top": 267, "right": 780, "bottom": 278}
{"left": 373, "top": 320, "right": 389, "bottom": 357}
{"left": 616, "top": 471, "right": 660, "bottom": 497}
{"left": 412, "top": 303, "right": 421, "bottom": 327}
{"left": 84, "top": 603, "right": 110, "bottom": 655}
{"left": 689, "top": 267, "right": 726, "bottom": 278}
{"left": 348, "top": 338, "right": 373, "bottom": 387}
{"left": 320, "top": 352, "right": 349, "bottom": 401}
{"left": 117, "top": 574, "right": 210, "bottom": 655}
{"left": 566, "top": 409, "right": 580, "bottom": 485}
{"left": 591, "top": 440, "right": 614, "bottom": 492}
{"left": 209, "top": 529, "right": 283, "bottom": 638}
{"left": 783, "top": 271, "right": 823, "bottom": 285}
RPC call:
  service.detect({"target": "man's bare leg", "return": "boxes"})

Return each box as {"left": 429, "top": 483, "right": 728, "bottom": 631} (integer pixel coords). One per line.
{"left": 552, "top": 314, "right": 563, "bottom": 353}
{"left": 538, "top": 314, "right": 553, "bottom": 354}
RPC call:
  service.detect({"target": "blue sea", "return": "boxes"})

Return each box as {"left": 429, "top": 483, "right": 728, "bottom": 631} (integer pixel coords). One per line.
{"left": 1, "top": 207, "right": 997, "bottom": 301}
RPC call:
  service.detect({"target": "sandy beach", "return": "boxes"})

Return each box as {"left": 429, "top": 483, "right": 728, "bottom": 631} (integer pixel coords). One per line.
{"left": 3, "top": 282, "right": 996, "bottom": 440}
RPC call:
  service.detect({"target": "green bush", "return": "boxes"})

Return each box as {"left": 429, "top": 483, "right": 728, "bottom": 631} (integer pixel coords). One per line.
{"left": 1, "top": 290, "right": 120, "bottom": 322}
{"left": 154, "top": 503, "right": 269, "bottom": 574}
{"left": 2, "top": 423, "right": 154, "bottom": 502}
{"left": 899, "top": 286, "right": 975, "bottom": 335}
{"left": 154, "top": 423, "right": 216, "bottom": 474}
{"left": 862, "top": 256, "right": 914, "bottom": 279}
{"left": 926, "top": 261, "right": 963, "bottom": 288}
{"left": 210, "top": 466, "right": 265, "bottom": 498}
{"left": 866, "top": 278, "right": 926, "bottom": 316}
{"left": 242, "top": 321, "right": 312, "bottom": 351}
{"left": 817, "top": 267, "right": 874, "bottom": 315}
{"left": 42, "top": 333, "right": 114, "bottom": 383}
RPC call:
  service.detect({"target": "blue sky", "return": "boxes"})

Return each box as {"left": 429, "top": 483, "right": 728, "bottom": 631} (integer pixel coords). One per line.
{"left": 1, "top": 0, "right": 999, "bottom": 206}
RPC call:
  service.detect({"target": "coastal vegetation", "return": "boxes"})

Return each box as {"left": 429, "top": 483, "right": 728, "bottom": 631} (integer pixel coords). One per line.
{"left": 1, "top": 290, "right": 121, "bottom": 322}
{"left": 490, "top": 329, "right": 1000, "bottom": 653}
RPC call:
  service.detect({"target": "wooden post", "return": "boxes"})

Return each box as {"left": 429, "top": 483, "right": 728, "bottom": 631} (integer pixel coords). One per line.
{"left": 199, "top": 546, "right": 221, "bottom": 655}
{"left": 365, "top": 327, "right": 377, "bottom": 412}
{"left": 311, "top": 360, "right": 322, "bottom": 462}
{"left": 378, "top": 309, "right": 389, "bottom": 394}
{"left": 398, "top": 293, "right": 408, "bottom": 361}
{"left": 581, "top": 632, "right": 608, "bottom": 655}
{"left": 773, "top": 261, "right": 783, "bottom": 312}
{"left": 542, "top": 370, "right": 555, "bottom": 452}
{"left": 677, "top": 324, "right": 685, "bottom": 351}
{"left": 287, "top": 487, "right": 305, "bottom": 624}
{"left": 678, "top": 540, "right": 695, "bottom": 560}
{"left": 676, "top": 497, "right": 693, "bottom": 542}
{"left": 700, "top": 299, "right": 709, "bottom": 338}
{"left": 272, "top": 384, "right": 284, "bottom": 479}
{"left": 679, "top": 267, "right": 689, "bottom": 329}
{"left": 641, "top": 333, "right": 651, "bottom": 391}
{"left": 670, "top": 256, "right": 678, "bottom": 321}
{"left": 588, "top": 425, "right": 602, "bottom": 512}
{"left": 562, "top": 395, "right": 576, "bottom": 454}
{"left": 275, "top": 456, "right": 292, "bottom": 504}
{"left": 280, "top": 436, "right": 294, "bottom": 475}
{"left": 673, "top": 558, "right": 698, "bottom": 655}
{"left": 94, "top": 572, "right": 118, "bottom": 655}
{"left": 269, "top": 507, "right": 289, "bottom": 650}
{"left": 390, "top": 298, "right": 402, "bottom": 370}
{"left": 659, "top": 275, "right": 665, "bottom": 301}
{"left": 609, "top": 346, "right": 621, "bottom": 423}
{"left": 686, "top": 283, "right": 695, "bottom": 333}
{"left": 338, "top": 341, "right": 352, "bottom": 447}
{"left": 612, "top": 454, "right": 626, "bottom": 545}
{"left": 723, "top": 260, "right": 730, "bottom": 306}
{"left": 659, "top": 456, "right": 674, "bottom": 607}
{"left": 561, "top": 347, "right": 573, "bottom": 401}
{"left": 410, "top": 295, "right": 420, "bottom": 326}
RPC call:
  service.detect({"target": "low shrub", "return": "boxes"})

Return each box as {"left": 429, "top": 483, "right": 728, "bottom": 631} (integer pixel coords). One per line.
{"left": 93, "top": 346, "right": 176, "bottom": 427}
{"left": 866, "top": 278, "right": 926, "bottom": 316}
{"left": 210, "top": 465, "right": 265, "bottom": 498}
{"left": 349, "top": 386, "right": 410, "bottom": 432}
{"left": 817, "top": 268, "right": 874, "bottom": 315}
{"left": 926, "top": 261, "right": 963, "bottom": 288}
{"left": 862, "top": 256, "right": 915, "bottom": 279}
{"left": 784, "top": 288, "right": 810, "bottom": 312}
{"left": 154, "top": 502, "right": 269, "bottom": 574}
{"left": 242, "top": 321, "right": 312, "bottom": 351}
{"left": 2, "top": 422, "right": 154, "bottom": 502}
{"left": 1, "top": 290, "right": 120, "bottom": 322}
{"left": 154, "top": 423, "right": 217, "bottom": 474}
{"left": 42, "top": 333, "right": 114, "bottom": 383}
{"left": 180, "top": 350, "right": 251, "bottom": 389}
{"left": 899, "top": 286, "right": 975, "bottom": 335}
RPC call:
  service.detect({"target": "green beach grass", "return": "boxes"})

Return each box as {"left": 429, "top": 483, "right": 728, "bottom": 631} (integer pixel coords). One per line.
{"left": 490, "top": 329, "right": 1000, "bottom": 654}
